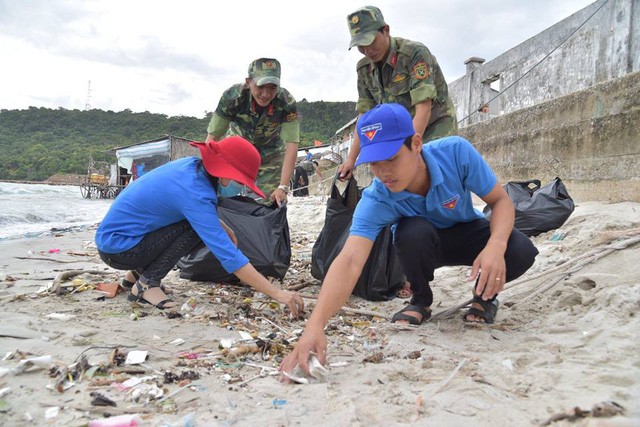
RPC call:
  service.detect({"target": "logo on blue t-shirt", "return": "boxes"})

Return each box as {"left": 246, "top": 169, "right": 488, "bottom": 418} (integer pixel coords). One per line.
{"left": 441, "top": 194, "right": 460, "bottom": 209}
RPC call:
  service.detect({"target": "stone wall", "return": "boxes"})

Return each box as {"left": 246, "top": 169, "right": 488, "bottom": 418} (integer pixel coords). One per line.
{"left": 460, "top": 71, "right": 640, "bottom": 202}
{"left": 449, "top": 0, "right": 639, "bottom": 127}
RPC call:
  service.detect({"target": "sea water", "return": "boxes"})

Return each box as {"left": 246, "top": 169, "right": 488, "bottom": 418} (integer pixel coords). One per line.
{"left": 0, "top": 182, "right": 112, "bottom": 241}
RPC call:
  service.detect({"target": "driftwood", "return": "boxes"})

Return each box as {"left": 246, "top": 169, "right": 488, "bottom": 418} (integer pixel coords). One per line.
{"left": 51, "top": 270, "right": 114, "bottom": 295}
{"left": 15, "top": 256, "right": 79, "bottom": 263}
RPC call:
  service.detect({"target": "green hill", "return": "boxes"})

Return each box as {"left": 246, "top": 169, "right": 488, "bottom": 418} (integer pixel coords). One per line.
{"left": 0, "top": 100, "right": 355, "bottom": 181}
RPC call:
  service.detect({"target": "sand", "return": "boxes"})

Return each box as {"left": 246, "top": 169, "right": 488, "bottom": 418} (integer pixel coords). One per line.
{"left": 0, "top": 195, "right": 638, "bottom": 426}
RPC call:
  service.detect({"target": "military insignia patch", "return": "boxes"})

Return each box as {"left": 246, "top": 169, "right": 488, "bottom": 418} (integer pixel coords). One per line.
{"left": 413, "top": 61, "right": 429, "bottom": 80}
{"left": 390, "top": 53, "right": 397, "bottom": 67}
{"left": 265, "top": 61, "right": 275, "bottom": 69}
{"left": 286, "top": 112, "right": 298, "bottom": 122}
{"left": 361, "top": 123, "right": 382, "bottom": 141}
{"left": 351, "top": 16, "right": 359, "bottom": 24}
{"left": 392, "top": 74, "right": 407, "bottom": 83}
{"left": 441, "top": 194, "right": 460, "bottom": 209}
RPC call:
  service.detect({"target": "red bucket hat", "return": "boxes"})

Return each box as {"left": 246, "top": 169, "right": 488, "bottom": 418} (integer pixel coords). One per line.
{"left": 189, "top": 136, "right": 265, "bottom": 198}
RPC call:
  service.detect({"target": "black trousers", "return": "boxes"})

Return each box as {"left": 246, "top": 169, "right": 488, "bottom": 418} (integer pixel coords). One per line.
{"left": 99, "top": 220, "right": 202, "bottom": 287}
{"left": 393, "top": 217, "right": 538, "bottom": 307}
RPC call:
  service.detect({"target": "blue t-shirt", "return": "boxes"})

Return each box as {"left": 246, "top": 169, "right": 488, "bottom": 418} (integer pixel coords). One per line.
{"left": 350, "top": 136, "right": 497, "bottom": 241}
{"left": 95, "top": 157, "right": 249, "bottom": 273}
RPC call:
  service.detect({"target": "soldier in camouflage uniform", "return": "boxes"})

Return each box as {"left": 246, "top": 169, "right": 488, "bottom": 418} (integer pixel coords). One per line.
{"left": 206, "top": 58, "right": 299, "bottom": 206}
{"left": 339, "top": 6, "right": 458, "bottom": 181}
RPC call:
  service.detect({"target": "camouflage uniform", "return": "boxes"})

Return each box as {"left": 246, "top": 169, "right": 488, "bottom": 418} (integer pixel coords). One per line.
{"left": 207, "top": 59, "right": 299, "bottom": 196}
{"left": 348, "top": 7, "right": 457, "bottom": 143}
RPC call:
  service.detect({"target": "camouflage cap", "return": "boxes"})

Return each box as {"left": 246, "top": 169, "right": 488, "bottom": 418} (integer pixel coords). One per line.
{"left": 248, "top": 58, "right": 281, "bottom": 86}
{"left": 347, "top": 6, "right": 386, "bottom": 50}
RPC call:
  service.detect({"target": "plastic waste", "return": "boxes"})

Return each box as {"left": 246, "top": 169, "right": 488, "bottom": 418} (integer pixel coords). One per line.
{"left": 88, "top": 414, "right": 142, "bottom": 427}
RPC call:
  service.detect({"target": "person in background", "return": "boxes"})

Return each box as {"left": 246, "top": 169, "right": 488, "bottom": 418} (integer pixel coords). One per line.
{"left": 206, "top": 58, "right": 299, "bottom": 207}
{"left": 280, "top": 104, "right": 537, "bottom": 379}
{"left": 305, "top": 148, "right": 313, "bottom": 161}
{"left": 339, "top": 5, "right": 458, "bottom": 182}
{"left": 95, "top": 136, "right": 304, "bottom": 316}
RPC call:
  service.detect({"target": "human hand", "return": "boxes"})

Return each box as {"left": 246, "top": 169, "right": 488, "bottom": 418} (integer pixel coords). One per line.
{"left": 274, "top": 289, "right": 304, "bottom": 319}
{"left": 468, "top": 242, "right": 507, "bottom": 300}
{"left": 219, "top": 220, "right": 237, "bottom": 246}
{"left": 270, "top": 188, "right": 288, "bottom": 207}
{"left": 338, "top": 158, "right": 355, "bottom": 181}
{"left": 279, "top": 329, "right": 328, "bottom": 382}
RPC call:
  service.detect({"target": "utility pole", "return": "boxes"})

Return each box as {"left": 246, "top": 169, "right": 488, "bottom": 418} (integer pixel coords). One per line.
{"left": 85, "top": 80, "right": 92, "bottom": 110}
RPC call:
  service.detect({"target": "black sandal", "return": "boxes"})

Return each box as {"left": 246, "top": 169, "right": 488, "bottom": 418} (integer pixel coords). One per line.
{"left": 127, "top": 281, "right": 175, "bottom": 310}
{"left": 122, "top": 271, "right": 172, "bottom": 294}
{"left": 121, "top": 270, "right": 141, "bottom": 290}
{"left": 391, "top": 304, "right": 432, "bottom": 325}
{"left": 463, "top": 296, "right": 500, "bottom": 324}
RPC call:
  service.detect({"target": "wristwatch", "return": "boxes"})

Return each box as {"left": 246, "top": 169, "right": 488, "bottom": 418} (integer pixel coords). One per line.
{"left": 277, "top": 185, "right": 290, "bottom": 194}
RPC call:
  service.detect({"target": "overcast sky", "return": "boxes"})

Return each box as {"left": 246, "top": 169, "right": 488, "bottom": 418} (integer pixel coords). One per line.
{"left": 0, "top": 0, "right": 596, "bottom": 118}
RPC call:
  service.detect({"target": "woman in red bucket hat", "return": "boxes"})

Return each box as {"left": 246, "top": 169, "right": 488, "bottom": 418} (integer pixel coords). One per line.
{"left": 95, "top": 136, "right": 304, "bottom": 314}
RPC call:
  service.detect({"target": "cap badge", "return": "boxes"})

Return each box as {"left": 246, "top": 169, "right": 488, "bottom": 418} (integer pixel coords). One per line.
{"left": 351, "top": 15, "right": 359, "bottom": 24}
{"left": 361, "top": 123, "right": 382, "bottom": 141}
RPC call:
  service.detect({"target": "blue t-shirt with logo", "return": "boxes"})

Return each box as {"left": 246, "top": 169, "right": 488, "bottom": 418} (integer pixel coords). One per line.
{"left": 95, "top": 157, "right": 249, "bottom": 274}
{"left": 350, "top": 136, "right": 497, "bottom": 241}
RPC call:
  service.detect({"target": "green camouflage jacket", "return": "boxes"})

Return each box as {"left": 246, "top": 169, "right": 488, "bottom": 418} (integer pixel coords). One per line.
{"left": 207, "top": 83, "right": 299, "bottom": 162}
{"left": 356, "top": 37, "right": 457, "bottom": 141}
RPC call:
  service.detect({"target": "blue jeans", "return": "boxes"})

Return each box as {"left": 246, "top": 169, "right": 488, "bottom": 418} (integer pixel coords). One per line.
{"left": 98, "top": 221, "right": 201, "bottom": 287}
{"left": 393, "top": 217, "right": 538, "bottom": 307}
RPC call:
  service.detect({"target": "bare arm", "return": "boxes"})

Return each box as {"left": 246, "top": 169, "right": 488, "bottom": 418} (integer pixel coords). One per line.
{"left": 470, "top": 183, "right": 515, "bottom": 299}
{"left": 271, "top": 142, "right": 298, "bottom": 206}
{"left": 412, "top": 99, "right": 432, "bottom": 138}
{"left": 279, "top": 236, "right": 374, "bottom": 376}
{"left": 339, "top": 114, "right": 363, "bottom": 180}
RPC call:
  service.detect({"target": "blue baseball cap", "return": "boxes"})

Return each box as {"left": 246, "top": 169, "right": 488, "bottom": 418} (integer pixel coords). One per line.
{"left": 355, "top": 103, "right": 415, "bottom": 166}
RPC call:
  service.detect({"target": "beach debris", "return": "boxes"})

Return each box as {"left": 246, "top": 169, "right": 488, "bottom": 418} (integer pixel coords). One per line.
{"left": 281, "top": 354, "right": 328, "bottom": 384}
{"left": 88, "top": 413, "right": 142, "bottom": 427}
{"left": 272, "top": 398, "right": 288, "bottom": 409}
{"left": 363, "top": 352, "right": 384, "bottom": 364}
{"left": 539, "top": 401, "right": 625, "bottom": 425}
{"left": 44, "top": 406, "right": 59, "bottom": 421}
{"left": 95, "top": 282, "right": 120, "bottom": 298}
{"left": 124, "top": 351, "right": 148, "bottom": 365}
{"left": 90, "top": 391, "right": 117, "bottom": 407}
{"left": 428, "top": 358, "right": 468, "bottom": 397}
{"left": 11, "top": 354, "right": 53, "bottom": 375}
{"left": 50, "top": 269, "right": 113, "bottom": 294}
{"left": 46, "top": 312, "right": 77, "bottom": 321}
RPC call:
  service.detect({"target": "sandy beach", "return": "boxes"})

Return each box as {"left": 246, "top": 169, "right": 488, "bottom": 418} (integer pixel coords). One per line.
{"left": 0, "top": 194, "right": 639, "bottom": 426}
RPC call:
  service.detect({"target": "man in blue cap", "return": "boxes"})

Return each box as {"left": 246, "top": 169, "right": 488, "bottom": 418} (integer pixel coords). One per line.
{"left": 280, "top": 103, "right": 538, "bottom": 378}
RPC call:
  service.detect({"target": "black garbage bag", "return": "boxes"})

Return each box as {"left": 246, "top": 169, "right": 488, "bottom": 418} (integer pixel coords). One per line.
{"left": 311, "top": 177, "right": 404, "bottom": 301}
{"left": 177, "top": 196, "right": 290, "bottom": 282}
{"left": 484, "top": 177, "right": 575, "bottom": 237}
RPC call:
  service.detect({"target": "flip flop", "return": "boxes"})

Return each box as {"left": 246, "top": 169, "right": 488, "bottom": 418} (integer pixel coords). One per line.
{"left": 391, "top": 304, "right": 432, "bottom": 325}
{"left": 463, "top": 296, "right": 500, "bottom": 324}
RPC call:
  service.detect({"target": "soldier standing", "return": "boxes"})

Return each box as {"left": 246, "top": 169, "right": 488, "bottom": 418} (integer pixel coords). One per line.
{"left": 339, "top": 6, "right": 458, "bottom": 181}
{"left": 206, "top": 58, "right": 299, "bottom": 207}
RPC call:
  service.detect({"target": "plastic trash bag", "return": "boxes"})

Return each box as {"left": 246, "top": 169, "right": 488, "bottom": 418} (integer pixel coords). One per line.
{"left": 311, "top": 176, "right": 404, "bottom": 301}
{"left": 177, "top": 196, "right": 290, "bottom": 282}
{"left": 484, "top": 177, "right": 575, "bottom": 237}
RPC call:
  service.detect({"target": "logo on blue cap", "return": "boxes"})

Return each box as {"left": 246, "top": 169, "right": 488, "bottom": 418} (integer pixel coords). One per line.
{"left": 361, "top": 123, "right": 382, "bottom": 141}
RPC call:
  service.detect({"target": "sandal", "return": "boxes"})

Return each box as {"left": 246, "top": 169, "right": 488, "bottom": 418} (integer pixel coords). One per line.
{"left": 463, "top": 296, "right": 499, "bottom": 324}
{"left": 127, "top": 281, "right": 176, "bottom": 310}
{"left": 391, "top": 304, "right": 432, "bottom": 325}
{"left": 121, "top": 270, "right": 140, "bottom": 289}
{"left": 121, "top": 271, "right": 173, "bottom": 294}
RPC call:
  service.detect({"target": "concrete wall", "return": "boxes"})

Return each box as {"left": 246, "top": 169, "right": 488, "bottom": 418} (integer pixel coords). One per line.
{"left": 459, "top": 71, "right": 640, "bottom": 202}
{"left": 449, "top": 0, "right": 639, "bottom": 127}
